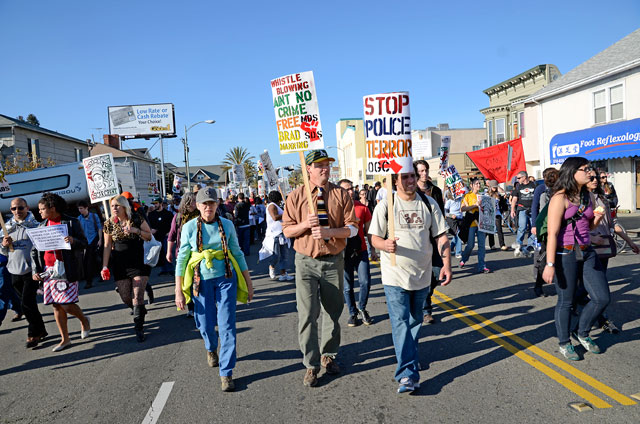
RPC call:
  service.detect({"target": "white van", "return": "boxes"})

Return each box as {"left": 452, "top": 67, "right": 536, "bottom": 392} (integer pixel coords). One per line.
{"left": 0, "top": 161, "right": 138, "bottom": 213}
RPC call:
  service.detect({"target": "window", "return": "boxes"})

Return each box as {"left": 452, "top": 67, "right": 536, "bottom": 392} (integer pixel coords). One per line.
{"left": 519, "top": 112, "right": 525, "bottom": 137}
{"left": 0, "top": 175, "right": 69, "bottom": 198}
{"left": 495, "top": 118, "right": 505, "bottom": 143}
{"left": 133, "top": 161, "right": 139, "bottom": 179}
{"left": 74, "top": 148, "right": 83, "bottom": 161}
{"left": 149, "top": 165, "right": 155, "bottom": 179}
{"left": 487, "top": 120, "right": 493, "bottom": 145}
{"left": 593, "top": 83, "right": 624, "bottom": 124}
{"left": 27, "top": 138, "right": 40, "bottom": 160}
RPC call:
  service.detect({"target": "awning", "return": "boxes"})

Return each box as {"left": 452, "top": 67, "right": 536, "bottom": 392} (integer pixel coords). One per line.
{"left": 550, "top": 118, "right": 640, "bottom": 164}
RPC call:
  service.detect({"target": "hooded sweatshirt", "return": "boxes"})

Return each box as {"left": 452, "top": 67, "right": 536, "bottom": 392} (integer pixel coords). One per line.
{"left": 1, "top": 212, "right": 40, "bottom": 275}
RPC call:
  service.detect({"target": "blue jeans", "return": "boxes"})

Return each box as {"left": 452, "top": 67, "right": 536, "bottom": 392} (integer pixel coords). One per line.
{"left": 268, "top": 238, "right": 290, "bottom": 274}
{"left": 236, "top": 226, "right": 251, "bottom": 257}
{"left": 193, "top": 272, "right": 238, "bottom": 376}
{"left": 384, "top": 284, "right": 429, "bottom": 382}
{"left": 461, "top": 226, "right": 486, "bottom": 271}
{"left": 516, "top": 210, "right": 534, "bottom": 247}
{"left": 554, "top": 248, "right": 610, "bottom": 345}
{"left": 450, "top": 233, "right": 462, "bottom": 256}
{"left": 343, "top": 251, "right": 372, "bottom": 316}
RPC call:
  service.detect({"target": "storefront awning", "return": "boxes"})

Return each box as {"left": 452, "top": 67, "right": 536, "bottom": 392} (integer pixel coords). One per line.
{"left": 550, "top": 118, "right": 640, "bottom": 164}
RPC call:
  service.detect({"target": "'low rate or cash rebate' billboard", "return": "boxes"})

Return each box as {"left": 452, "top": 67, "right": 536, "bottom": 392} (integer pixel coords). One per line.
{"left": 363, "top": 92, "right": 414, "bottom": 175}
{"left": 271, "top": 71, "right": 324, "bottom": 154}
{"left": 108, "top": 103, "right": 176, "bottom": 138}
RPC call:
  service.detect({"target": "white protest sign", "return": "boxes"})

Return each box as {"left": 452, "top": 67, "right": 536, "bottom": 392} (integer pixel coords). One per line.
{"left": 232, "top": 164, "right": 246, "bottom": 184}
{"left": 26, "top": 225, "right": 71, "bottom": 251}
{"left": 259, "top": 150, "right": 280, "bottom": 192}
{"left": 439, "top": 136, "right": 451, "bottom": 174}
{"left": 441, "top": 164, "right": 466, "bottom": 199}
{"left": 363, "top": 92, "right": 414, "bottom": 175}
{"left": 411, "top": 130, "right": 431, "bottom": 159}
{"left": 271, "top": 71, "right": 324, "bottom": 154}
{"left": 477, "top": 195, "right": 497, "bottom": 234}
{"left": 83, "top": 154, "right": 119, "bottom": 203}
{"left": 0, "top": 163, "right": 10, "bottom": 194}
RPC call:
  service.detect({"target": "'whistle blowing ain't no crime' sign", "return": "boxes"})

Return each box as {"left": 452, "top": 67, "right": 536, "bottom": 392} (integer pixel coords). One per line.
{"left": 363, "top": 92, "right": 414, "bottom": 175}
{"left": 271, "top": 71, "right": 324, "bottom": 154}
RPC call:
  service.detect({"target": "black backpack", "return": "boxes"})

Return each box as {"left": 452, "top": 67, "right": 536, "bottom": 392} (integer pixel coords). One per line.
{"left": 414, "top": 192, "right": 445, "bottom": 268}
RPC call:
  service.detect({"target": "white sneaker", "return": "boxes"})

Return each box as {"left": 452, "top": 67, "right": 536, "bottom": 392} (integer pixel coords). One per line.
{"left": 278, "top": 273, "right": 295, "bottom": 282}
{"left": 269, "top": 266, "right": 276, "bottom": 280}
{"left": 514, "top": 247, "right": 522, "bottom": 258}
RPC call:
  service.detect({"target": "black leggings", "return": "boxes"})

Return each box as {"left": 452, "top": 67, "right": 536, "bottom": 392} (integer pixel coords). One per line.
{"left": 12, "top": 273, "right": 46, "bottom": 337}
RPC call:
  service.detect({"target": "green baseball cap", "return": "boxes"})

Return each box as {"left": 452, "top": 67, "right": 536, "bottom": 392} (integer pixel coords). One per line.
{"left": 305, "top": 149, "right": 335, "bottom": 165}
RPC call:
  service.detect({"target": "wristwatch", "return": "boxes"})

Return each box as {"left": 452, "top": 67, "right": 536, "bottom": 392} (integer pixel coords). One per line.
{"left": 546, "top": 262, "right": 555, "bottom": 267}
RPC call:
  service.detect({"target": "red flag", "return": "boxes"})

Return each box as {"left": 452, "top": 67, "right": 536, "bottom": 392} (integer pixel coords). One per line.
{"left": 466, "top": 137, "right": 526, "bottom": 184}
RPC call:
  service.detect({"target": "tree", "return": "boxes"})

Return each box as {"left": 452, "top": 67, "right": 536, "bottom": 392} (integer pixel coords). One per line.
{"left": 221, "top": 146, "right": 257, "bottom": 187}
{"left": 2, "top": 149, "right": 56, "bottom": 175}
{"left": 26, "top": 114, "right": 40, "bottom": 126}
{"left": 288, "top": 165, "right": 304, "bottom": 188}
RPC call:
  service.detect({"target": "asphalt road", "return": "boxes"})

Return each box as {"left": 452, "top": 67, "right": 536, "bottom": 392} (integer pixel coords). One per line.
{"left": 1, "top": 215, "right": 639, "bottom": 424}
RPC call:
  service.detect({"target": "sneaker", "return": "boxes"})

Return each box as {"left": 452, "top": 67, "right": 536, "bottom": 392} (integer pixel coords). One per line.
{"left": 500, "top": 246, "right": 508, "bottom": 251}
{"left": 480, "top": 267, "right": 491, "bottom": 274}
{"left": 220, "top": 376, "right": 235, "bottom": 392}
{"left": 511, "top": 242, "right": 520, "bottom": 250}
{"left": 423, "top": 313, "right": 435, "bottom": 325}
{"left": 321, "top": 355, "right": 341, "bottom": 374}
{"left": 455, "top": 254, "right": 462, "bottom": 259}
{"left": 397, "top": 377, "right": 417, "bottom": 393}
{"left": 459, "top": 261, "right": 465, "bottom": 268}
{"left": 207, "top": 351, "right": 219, "bottom": 367}
{"left": 514, "top": 247, "right": 522, "bottom": 258}
{"left": 577, "top": 335, "right": 601, "bottom": 354}
{"left": 303, "top": 368, "right": 319, "bottom": 387}
{"left": 347, "top": 314, "right": 359, "bottom": 327}
{"left": 359, "top": 309, "right": 373, "bottom": 326}
{"left": 268, "top": 266, "right": 276, "bottom": 280}
{"left": 602, "top": 319, "right": 620, "bottom": 334}
{"left": 283, "top": 272, "right": 295, "bottom": 281}
{"left": 559, "top": 343, "right": 580, "bottom": 361}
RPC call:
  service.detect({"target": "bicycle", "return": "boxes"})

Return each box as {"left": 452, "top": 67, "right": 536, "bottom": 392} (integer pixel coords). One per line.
{"left": 611, "top": 206, "right": 628, "bottom": 252}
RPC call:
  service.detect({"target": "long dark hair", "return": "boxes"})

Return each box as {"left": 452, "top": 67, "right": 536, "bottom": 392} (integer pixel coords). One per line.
{"left": 553, "top": 157, "right": 589, "bottom": 200}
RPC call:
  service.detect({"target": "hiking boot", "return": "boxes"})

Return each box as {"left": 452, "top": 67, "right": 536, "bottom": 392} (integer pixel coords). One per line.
{"left": 303, "top": 368, "right": 318, "bottom": 387}
{"left": 321, "top": 355, "right": 341, "bottom": 374}
{"left": 602, "top": 319, "right": 620, "bottom": 334}
{"left": 359, "top": 309, "right": 373, "bottom": 326}
{"left": 559, "top": 343, "right": 580, "bottom": 361}
{"left": 220, "top": 376, "right": 235, "bottom": 392}
{"left": 347, "top": 314, "right": 359, "bottom": 327}
{"left": 207, "top": 350, "right": 219, "bottom": 367}
{"left": 423, "top": 313, "right": 435, "bottom": 325}
{"left": 577, "top": 335, "right": 601, "bottom": 354}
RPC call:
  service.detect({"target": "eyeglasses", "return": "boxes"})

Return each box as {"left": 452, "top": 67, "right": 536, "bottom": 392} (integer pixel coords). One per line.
{"left": 577, "top": 166, "right": 594, "bottom": 173}
{"left": 10, "top": 206, "right": 25, "bottom": 211}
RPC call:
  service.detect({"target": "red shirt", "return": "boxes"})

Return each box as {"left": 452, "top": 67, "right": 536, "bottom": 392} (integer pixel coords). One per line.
{"left": 43, "top": 217, "right": 63, "bottom": 267}
{"left": 353, "top": 200, "right": 372, "bottom": 252}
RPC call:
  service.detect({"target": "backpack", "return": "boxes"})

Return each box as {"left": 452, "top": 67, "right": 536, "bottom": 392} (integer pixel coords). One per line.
{"left": 415, "top": 192, "right": 444, "bottom": 268}
{"left": 535, "top": 190, "right": 589, "bottom": 244}
{"left": 344, "top": 233, "right": 362, "bottom": 261}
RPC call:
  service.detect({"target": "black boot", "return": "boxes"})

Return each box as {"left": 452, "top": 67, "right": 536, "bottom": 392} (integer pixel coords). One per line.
{"left": 133, "top": 305, "right": 146, "bottom": 342}
{"left": 145, "top": 284, "right": 154, "bottom": 304}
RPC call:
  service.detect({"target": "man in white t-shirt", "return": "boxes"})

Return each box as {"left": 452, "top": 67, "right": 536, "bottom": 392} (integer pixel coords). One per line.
{"left": 369, "top": 170, "right": 452, "bottom": 394}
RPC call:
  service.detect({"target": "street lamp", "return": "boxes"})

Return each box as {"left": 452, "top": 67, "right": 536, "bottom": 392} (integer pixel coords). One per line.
{"left": 183, "top": 120, "right": 216, "bottom": 191}
{"left": 325, "top": 145, "right": 345, "bottom": 181}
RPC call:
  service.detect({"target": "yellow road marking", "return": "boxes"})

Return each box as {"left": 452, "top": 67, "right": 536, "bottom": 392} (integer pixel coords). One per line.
{"left": 433, "top": 291, "right": 636, "bottom": 407}
{"left": 432, "top": 296, "right": 612, "bottom": 408}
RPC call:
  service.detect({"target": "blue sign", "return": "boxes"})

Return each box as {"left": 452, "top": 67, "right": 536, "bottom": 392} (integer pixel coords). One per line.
{"left": 550, "top": 118, "right": 640, "bottom": 164}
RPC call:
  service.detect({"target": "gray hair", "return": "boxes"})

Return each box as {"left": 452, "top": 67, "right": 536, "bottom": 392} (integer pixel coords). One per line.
{"left": 178, "top": 192, "right": 197, "bottom": 216}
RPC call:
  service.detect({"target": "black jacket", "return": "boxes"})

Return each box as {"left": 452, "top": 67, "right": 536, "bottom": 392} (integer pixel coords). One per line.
{"left": 31, "top": 215, "right": 88, "bottom": 282}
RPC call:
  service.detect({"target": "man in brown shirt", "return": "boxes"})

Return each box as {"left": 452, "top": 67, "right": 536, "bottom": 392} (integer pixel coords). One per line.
{"left": 282, "top": 149, "right": 358, "bottom": 388}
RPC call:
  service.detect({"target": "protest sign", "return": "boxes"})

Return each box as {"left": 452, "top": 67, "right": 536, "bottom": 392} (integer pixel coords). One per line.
{"left": 441, "top": 164, "right": 466, "bottom": 199}
{"left": 439, "top": 136, "right": 451, "bottom": 174}
{"left": 148, "top": 182, "right": 159, "bottom": 197}
{"left": 259, "top": 150, "right": 280, "bottom": 192}
{"left": 271, "top": 71, "right": 324, "bottom": 154}
{"left": 172, "top": 175, "right": 183, "bottom": 194}
{"left": 232, "top": 164, "right": 246, "bottom": 184}
{"left": 83, "top": 154, "right": 119, "bottom": 203}
{"left": 26, "top": 225, "right": 71, "bottom": 251}
{"left": 411, "top": 130, "right": 431, "bottom": 159}
{"left": 0, "top": 163, "right": 11, "bottom": 195}
{"left": 477, "top": 195, "right": 497, "bottom": 234}
{"left": 363, "top": 92, "right": 414, "bottom": 175}
{"left": 466, "top": 137, "right": 526, "bottom": 183}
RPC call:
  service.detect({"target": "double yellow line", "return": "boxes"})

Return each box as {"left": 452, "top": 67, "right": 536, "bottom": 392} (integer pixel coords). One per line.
{"left": 432, "top": 291, "right": 636, "bottom": 409}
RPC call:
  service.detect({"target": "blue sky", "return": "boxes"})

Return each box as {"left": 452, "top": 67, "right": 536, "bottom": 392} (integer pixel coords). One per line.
{"left": 1, "top": 1, "right": 639, "bottom": 170}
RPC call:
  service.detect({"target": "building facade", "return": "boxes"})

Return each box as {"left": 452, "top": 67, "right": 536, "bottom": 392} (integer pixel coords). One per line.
{"left": 335, "top": 118, "right": 369, "bottom": 186}
{"left": 521, "top": 29, "right": 640, "bottom": 211}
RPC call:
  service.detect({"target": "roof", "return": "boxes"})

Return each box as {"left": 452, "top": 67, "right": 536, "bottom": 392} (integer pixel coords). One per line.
{"left": 174, "top": 164, "right": 226, "bottom": 181}
{"left": 90, "top": 143, "right": 156, "bottom": 163}
{"left": 529, "top": 29, "right": 640, "bottom": 101}
{"left": 483, "top": 65, "right": 549, "bottom": 94}
{"left": 0, "top": 114, "right": 88, "bottom": 146}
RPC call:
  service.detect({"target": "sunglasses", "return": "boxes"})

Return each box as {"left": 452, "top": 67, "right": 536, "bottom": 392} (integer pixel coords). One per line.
{"left": 578, "top": 166, "right": 594, "bottom": 173}
{"left": 589, "top": 176, "right": 598, "bottom": 181}
{"left": 11, "top": 206, "right": 25, "bottom": 211}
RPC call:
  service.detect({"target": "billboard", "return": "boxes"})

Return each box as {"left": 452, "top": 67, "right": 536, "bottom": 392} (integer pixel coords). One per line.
{"left": 108, "top": 103, "right": 176, "bottom": 138}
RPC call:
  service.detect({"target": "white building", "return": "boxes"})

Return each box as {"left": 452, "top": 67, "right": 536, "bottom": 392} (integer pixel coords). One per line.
{"left": 521, "top": 29, "right": 640, "bottom": 211}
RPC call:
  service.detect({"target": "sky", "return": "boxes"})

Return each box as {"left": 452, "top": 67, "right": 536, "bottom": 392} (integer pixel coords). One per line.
{"left": 1, "top": 1, "right": 639, "bottom": 171}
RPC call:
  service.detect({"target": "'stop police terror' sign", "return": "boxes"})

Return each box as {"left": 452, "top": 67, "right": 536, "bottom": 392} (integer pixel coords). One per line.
{"left": 108, "top": 103, "right": 176, "bottom": 138}
{"left": 363, "top": 92, "right": 414, "bottom": 175}
{"left": 271, "top": 71, "right": 324, "bottom": 154}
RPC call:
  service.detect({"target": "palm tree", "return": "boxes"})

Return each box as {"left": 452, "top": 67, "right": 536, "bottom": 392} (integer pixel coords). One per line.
{"left": 222, "top": 146, "right": 256, "bottom": 186}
